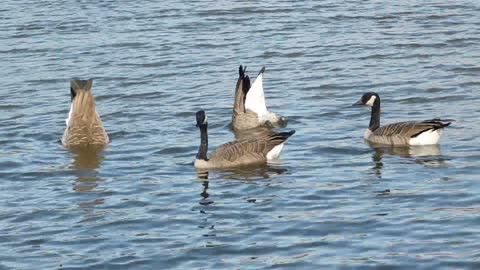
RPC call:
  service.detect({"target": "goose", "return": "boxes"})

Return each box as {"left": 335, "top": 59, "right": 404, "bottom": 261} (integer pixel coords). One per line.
{"left": 353, "top": 92, "right": 451, "bottom": 146}
{"left": 232, "top": 65, "right": 287, "bottom": 130}
{"left": 61, "top": 79, "right": 109, "bottom": 149}
{"left": 195, "top": 110, "right": 295, "bottom": 169}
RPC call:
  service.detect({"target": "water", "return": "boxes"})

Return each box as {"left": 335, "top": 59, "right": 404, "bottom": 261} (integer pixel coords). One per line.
{"left": 1, "top": 1, "right": 480, "bottom": 269}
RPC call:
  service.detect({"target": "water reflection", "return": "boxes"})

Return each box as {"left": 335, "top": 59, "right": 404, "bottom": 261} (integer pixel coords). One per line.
{"left": 368, "top": 143, "right": 445, "bottom": 177}
{"left": 69, "top": 148, "right": 104, "bottom": 193}
{"left": 195, "top": 164, "right": 288, "bottom": 206}
{"left": 196, "top": 164, "right": 288, "bottom": 181}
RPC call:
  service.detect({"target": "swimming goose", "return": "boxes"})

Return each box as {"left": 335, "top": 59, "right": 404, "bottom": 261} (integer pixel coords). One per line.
{"left": 353, "top": 92, "right": 451, "bottom": 146}
{"left": 232, "top": 65, "right": 287, "bottom": 130}
{"left": 61, "top": 79, "right": 109, "bottom": 149}
{"left": 195, "top": 110, "right": 295, "bottom": 169}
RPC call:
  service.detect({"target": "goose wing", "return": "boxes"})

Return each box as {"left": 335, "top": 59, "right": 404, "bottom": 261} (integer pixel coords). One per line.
{"left": 245, "top": 66, "right": 268, "bottom": 118}
{"left": 374, "top": 119, "right": 451, "bottom": 138}
{"left": 233, "top": 65, "right": 248, "bottom": 116}
{"left": 209, "top": 130, "right": 295, "bottom": 163}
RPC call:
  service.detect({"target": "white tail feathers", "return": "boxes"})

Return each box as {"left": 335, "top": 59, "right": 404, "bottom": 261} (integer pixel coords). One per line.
{"left": 245, "top": 71, "right": 268, "bottom": 120}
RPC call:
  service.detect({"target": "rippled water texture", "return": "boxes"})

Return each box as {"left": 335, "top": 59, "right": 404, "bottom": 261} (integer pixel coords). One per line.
{"left": 1, "top": 1, "right": 480, "bottom": 269}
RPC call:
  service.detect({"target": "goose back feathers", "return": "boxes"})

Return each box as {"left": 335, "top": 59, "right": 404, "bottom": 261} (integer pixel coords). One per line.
{"left": 62, "top": 79, "right": 109, "bottom": 149}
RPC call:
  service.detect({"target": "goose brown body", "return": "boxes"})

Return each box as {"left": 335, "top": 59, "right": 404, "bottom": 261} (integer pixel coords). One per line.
{"left": 353, "top": 92, "right": 451, "bottom": 146}
{"left": 196, "top": 110, "right": 294, "bottom": 169}
{"left": 364, "top": 120, "right": 450, "bottom": 146}
{"left": 62, "top": 79, "right": 109, "bottom": 149}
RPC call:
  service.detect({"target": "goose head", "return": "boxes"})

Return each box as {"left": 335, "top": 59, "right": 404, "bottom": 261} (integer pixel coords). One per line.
{"left": 353, "top": 92, "right": 380, "bottom": 107}
{"left": 196, "top": 110, "right": 208, "bottom": 128}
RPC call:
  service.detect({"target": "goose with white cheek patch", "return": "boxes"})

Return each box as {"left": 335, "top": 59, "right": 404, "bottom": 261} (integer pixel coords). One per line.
{"left": 353, "top": 92, "right": 452, "bottom": 146}
{"left": 61, "top": 79, "right": 109, "bottom": 149}
{"left": 195, "top": 110, "right": 295, "bottom": 169}
{"left": 232, "top": 65, "right": 287, "bottom": 130}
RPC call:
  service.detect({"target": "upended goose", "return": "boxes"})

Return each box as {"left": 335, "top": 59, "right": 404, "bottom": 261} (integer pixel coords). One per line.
{"left": 195, "top": 110, "right": 295, "bottom": 169}
{"left": 232, "top": 65, "right": 287, "bottom": 130}
{"left": 353, "top": 92, "right": 451, "bottom": 146}
{"left": 61, "top": 79, "right": 109, "bottom": 149}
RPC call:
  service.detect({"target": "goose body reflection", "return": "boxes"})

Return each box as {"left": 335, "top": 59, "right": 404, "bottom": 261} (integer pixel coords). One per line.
{"left": 369, "top": 143, "right": 446, "bottom": 177}
{"left": 70, "top": 148, "right": 104, "bottom": 193}
{"left": 368, "top": 142, "right": 442, "bottom": 157}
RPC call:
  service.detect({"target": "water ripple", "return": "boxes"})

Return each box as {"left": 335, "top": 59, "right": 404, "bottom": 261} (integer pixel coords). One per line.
{"left": 0, "top": 0, "right": 479, "bottom": 269}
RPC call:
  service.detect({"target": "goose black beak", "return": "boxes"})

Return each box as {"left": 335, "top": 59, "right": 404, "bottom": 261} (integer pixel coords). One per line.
{"left": 352, "top": 99, "right": 364, "bottom": 106}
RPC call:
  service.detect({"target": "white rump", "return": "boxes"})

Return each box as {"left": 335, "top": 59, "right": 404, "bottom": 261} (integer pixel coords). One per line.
{"left": 245, "top": 70, "right": 268, "bottom": 121}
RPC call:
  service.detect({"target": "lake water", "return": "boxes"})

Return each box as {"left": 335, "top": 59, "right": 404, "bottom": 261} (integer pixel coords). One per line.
{"left": 1, "top": 1, "right": 480, "bottom": 269}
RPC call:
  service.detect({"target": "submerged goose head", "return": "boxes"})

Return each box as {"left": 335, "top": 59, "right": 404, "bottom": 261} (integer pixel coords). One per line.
{"left": 353, "top": 92, "right": 380, "bottom": 107}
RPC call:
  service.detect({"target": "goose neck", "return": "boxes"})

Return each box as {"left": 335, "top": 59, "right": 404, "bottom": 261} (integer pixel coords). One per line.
{"left": 196, "top": 125, "right": 208, "bottom": 161}
{"left": 369, "top": 99, "right": 380, "bottom": 131}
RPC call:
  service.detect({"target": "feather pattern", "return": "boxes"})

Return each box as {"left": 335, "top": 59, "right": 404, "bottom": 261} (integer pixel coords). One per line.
{"left": 62, "top": 79, "right": 109, "bottom": 149}
{"left": 366, "top": 120, "right": 451, "bottom": 145}
{"left": 209, "top": 131, "right": 294, "bottom": 164}
{"left": 374, "top": 120, "right": 450, "bottom": 138}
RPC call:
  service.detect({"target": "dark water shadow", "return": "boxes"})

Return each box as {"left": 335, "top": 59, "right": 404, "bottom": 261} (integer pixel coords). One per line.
{"left": 368, "top": 142, "right": 445, "bottom": 178}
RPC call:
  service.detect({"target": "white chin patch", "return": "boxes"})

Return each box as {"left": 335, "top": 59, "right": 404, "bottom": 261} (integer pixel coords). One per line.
{"left": 203, "top": 115, "right": 208, "bottom": 125}
{"left": 65, "top": 103, "right": 73, "bottom": 126}
{"left": 365, "top": 95, "right": 376, "bottom": 106}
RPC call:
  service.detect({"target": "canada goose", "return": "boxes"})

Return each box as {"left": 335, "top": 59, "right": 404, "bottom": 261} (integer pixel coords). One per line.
{"left": 232, "top": 65, "right": 287, "bottom": 130}
{"left": 195, "top": 110, "right": 295, "bottom": 169}
{"left": 353, "top": 92, "right": 451, "bottom": 146}
{"left": 61, "top": 79, "right": 109, "bottom": 149}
